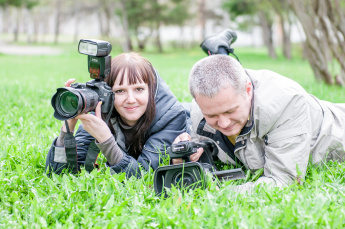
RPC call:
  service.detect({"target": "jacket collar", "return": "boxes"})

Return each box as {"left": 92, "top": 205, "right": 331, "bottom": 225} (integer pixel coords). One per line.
{"left": 238, "top": 70, "right": 255, "bottom": 137}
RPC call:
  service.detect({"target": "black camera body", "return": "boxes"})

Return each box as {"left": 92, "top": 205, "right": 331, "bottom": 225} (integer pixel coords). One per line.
{"left": 154, "top": 140, "right": 246, "bottom": 197}
{"left": 52, "top": 80, "right": 114, "bottom": 121}
{"left": 51, "top": 39, "right": 115, "bottom": 121}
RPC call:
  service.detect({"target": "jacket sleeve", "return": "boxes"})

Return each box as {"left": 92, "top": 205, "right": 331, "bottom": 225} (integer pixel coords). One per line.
{"left": 107, "top": 103, "right": 189, "bottom": 178}
{"left": 238, "top": 94, "right": 312, "bottom": 193}
{"left": 45, "top": 124, "right": 95, "bottom": 175}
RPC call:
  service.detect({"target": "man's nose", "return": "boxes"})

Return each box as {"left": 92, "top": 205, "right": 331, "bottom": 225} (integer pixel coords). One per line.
{"left": 217, "top": 115, "right": 230, "bottom": 128}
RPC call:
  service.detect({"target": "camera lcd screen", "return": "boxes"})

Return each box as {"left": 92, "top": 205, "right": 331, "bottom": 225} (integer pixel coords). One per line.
{"left": 79, "top": 42, "right": 98, "bottom": 56}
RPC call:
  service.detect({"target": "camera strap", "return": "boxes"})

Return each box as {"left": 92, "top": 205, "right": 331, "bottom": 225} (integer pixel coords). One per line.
{"left": 84, "top": 140, "right": 100, "bottom": 173}
{"left": 84, "top": 103, "right": 113, "bottom": 172}
{"left": 64, "top": 121, "right": 78, "bottom": 174}
{"left": 104, "top": 93, "right": 115, "bottom": 125}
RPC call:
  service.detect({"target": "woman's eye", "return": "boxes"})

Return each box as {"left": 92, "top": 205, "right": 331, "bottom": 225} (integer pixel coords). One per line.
{"left": 115, "top": 89, "right": 124, "bottom": 93}
{"left": 136, "top": 88, "right": 144, "bottom": 92}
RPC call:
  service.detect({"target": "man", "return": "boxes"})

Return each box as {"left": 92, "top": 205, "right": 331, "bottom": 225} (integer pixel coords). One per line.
{"left": 174, "top": 30, "right": 345, "bottom": 192}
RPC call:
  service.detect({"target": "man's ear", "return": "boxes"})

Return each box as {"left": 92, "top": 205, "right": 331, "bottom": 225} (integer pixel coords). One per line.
{"left": 245, "top": 81, "right": 252, "bottom": 97}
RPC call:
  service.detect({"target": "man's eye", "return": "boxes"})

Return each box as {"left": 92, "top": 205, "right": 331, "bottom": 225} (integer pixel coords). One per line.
{"left": 115, "top": 90, "right": 124, "bottom": 93}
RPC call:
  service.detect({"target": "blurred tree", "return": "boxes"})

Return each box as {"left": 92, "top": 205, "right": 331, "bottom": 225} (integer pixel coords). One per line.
{"left": 117, "top": 0, "right": 132, "bottom": 51}
{"left": 115, "top": 0, "right": 191, "bottom": 52}
{"left": 0, "top": 0, "right": 39, "bottom": 42}
{"left": 289, "top": 0, "right": 345, "bottom": 85}
{"left": 98, "top": 0, "right": 114, "bottom": 39}
{"left": 193, "top": 0, "right": 223, "bottom": 41}
{"left": 271, "top": 0, "right": 293, "bottom": 59}
{"left": 49, "top": 0, "right": 98, "bottom": 44}
{"left": 161, "top": 0, "right": 192, "bottom": 49}
{"left": 197, "top": 0, "right": 206, "bottom": 40}
{"left": 0, "top": 0, "right": 10, "bottom": 33}
{"left": 71, "top": 0, "right": 96, "bottom": 43}
{"left": 223, "top": 0, "right": 278, "bottom": 59}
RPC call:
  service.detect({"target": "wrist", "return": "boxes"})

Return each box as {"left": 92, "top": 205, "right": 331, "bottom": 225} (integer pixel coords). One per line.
{"left": 62, "top": 119, "right": 78, "bottom": 133}
{"left": 96, "top": 131, "right": 113, "bottom": 144}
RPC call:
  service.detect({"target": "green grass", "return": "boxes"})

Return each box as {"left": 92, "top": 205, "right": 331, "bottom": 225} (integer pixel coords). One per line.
{"left": 1, "top": 44, "right": 345, "bottom": 228}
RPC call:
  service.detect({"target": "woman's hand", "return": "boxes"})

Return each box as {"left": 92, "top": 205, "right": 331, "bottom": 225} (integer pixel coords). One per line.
{"left": 171, "top": 132, "right": 204, "bottom": 164}
{"left": 76, "top": 101, "right": 113, "bottom": 143}
{"left": 60, "top": 79, "right": 112, "bottom": 143}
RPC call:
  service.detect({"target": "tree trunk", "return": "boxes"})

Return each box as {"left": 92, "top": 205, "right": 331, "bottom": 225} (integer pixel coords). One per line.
{"left": 258, "top": 11, "right": 277, "bottom": 59}
{"left": 277, "top": 13, "right": 292, "bottom": 59}
{"left": 23, "top": 8, "right": 32, "bottom": 44}
{"left": 289, "top": 0, "right": 345, "bottom": 85}
{"left": 119, "top": 0, "right": 132, "bottom": 51}
{"left": 13, "top": 7, "right": 21, "bottom": 42}
{"left": 32, "top": 8, "right": 39, "bottom": 43}
{"left": 155, "top": 22, "right": 163, "bottom": 53}
{"left": 135, "top": 27, "right": 152, "bottom": 51}
{"left": 72, "top": 3, "right": 81, "bottom": 43}
{"left": 101, "top": 0, "right": 111, "bottom": 38}
{"left": 54, "top": 0, "right": 61, "bottom": 44}
{"left": 198, "top": 0, "right": 206, "bottom": 40}
{"left": 2, "top": 6, "right": 10, "bottom": 33}
{"left": 73, "top": 14, "right": 80, "bottom": 43}
{"left": 98, "top": 11, "right": 104, "bottom": 36}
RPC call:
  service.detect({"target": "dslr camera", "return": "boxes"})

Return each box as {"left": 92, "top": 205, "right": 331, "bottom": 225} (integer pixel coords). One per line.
{"left": 154, "top": 140, "right": 245, "bottom": 197}
{"left": 51, "top": 39, "right": 114, "bottom": 121}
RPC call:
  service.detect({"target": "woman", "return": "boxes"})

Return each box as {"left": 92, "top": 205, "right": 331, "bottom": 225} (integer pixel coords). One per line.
{"left": 45, "top": 52, "right": 189, "bottom": 178}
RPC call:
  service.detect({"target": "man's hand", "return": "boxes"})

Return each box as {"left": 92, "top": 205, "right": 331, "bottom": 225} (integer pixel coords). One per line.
{"left": 171, "top": 132, "right": 204, "bottom": 164}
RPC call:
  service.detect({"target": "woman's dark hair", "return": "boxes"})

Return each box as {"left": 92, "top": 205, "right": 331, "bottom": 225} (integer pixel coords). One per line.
{"left": 104, "top": 52, "right": 156, "bottom": 159}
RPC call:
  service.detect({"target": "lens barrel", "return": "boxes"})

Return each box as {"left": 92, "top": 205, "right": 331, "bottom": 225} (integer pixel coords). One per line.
{"left": 153, "top": 162, "right": 206, "bottom": 197}
{"left": 51, "top": 87, "right": 99, "bottom": 120}
{"left": 172, "top": 170, "right": 196, "bottom": 189}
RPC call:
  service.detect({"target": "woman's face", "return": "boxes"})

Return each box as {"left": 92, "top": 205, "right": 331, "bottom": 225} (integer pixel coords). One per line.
{"left": 112, "top": 72, "right": 149, "bottom": 126}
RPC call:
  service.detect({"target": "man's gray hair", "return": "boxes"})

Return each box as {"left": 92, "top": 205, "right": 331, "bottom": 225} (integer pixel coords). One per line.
{"left": 189, "top": 55, "right": 248, "bottom": 98}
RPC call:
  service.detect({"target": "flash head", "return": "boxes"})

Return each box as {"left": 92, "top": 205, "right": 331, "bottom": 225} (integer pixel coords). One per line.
{"left": 78, "top": 39, "right": 112, "bottom": 80}
{"left": 78, "top": 39, "right": 112, "bottom": 57}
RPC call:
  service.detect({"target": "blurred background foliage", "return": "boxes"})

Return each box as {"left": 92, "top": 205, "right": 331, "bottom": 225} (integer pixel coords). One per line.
{"left": 0, "top": 0, "right": 345, "bottom": 86}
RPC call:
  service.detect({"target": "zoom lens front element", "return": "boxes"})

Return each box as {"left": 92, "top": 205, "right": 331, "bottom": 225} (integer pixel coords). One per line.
{"left": 52, "top": 86, "right": 98, "bottom": 121}
{"left": 58, "top": 91, "right": 79, "bottom": 115}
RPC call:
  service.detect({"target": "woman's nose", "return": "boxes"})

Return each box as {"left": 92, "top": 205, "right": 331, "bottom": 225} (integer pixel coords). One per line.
{"left": 126, "top": 91, "right": 136, "bottom": 103}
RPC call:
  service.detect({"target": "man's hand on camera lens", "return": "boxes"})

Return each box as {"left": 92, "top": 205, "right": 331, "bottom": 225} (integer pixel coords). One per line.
{"left": 189, "top": 147, "right": 204, "bottom": 162}
{"left": 172, "top": 133, "right": 204, "bottom": 164}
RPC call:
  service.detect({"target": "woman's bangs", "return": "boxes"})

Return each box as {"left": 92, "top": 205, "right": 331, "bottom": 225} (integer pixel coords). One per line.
{"left": 120, "top": 65, "right": 149, "bottom": 86}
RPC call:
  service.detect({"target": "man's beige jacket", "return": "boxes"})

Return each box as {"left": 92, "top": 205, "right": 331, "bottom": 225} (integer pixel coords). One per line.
{"left": 191, "top": 69, "right": 345, "bottom": 191}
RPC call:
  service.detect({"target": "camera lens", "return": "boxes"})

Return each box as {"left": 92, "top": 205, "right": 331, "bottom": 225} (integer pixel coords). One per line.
{"left": 173, "top": 171, "right": 196, "bottom": 189}
{"left": 52, "top": 86, "right": 99, "bottom": 120}
{"left": 59, "top": 91, "right": 79, "bottom": 114}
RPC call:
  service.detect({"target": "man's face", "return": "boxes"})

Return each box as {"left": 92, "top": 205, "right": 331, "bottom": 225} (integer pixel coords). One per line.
{"left": 195, "top": 82, "right": 252, "bottom": 136}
